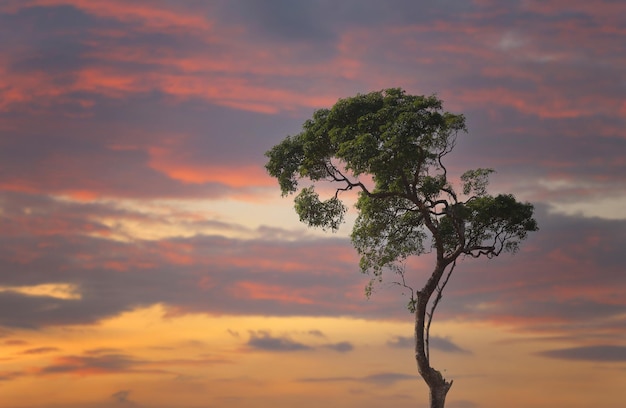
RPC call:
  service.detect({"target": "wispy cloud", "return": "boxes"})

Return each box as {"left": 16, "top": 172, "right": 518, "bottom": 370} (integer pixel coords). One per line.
{"left": 19, "top": 347, "right": 60, "bottom": 355}
{"left": 299, "top": 371, "right": 416, "bottom": 385}
{"left": 537, "top": 345, "right": 626, "bottom": 362}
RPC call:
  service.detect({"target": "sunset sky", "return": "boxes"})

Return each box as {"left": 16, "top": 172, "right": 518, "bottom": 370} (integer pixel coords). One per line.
{"left": 1, "top": 1, "right": 625, "bottom": 407}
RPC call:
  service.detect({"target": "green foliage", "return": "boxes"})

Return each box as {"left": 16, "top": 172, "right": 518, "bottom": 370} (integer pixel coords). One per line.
{"left": 460, "top": 168, "right": 494, "bottom": 196}
{"left": 463, "top": 194, "right": 538, "bottom": 255}
{"left": 265, "top": 88, "right": 538, "bottom": 304}
{"left": 352, "top": 193, "right": 426, "bottom": 276}
{"left": 264, "top": 135, "right": 304, "bottom": 195}
{"left": 265, "top": 88, "right": 466, "bottom": 198}
{"left": 294, "top": 187, "right": 346, "bottom": 232}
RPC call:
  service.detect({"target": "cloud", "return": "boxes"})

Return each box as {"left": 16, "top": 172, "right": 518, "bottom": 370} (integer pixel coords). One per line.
{"left": 299, "top": 371, "right": 415, "bottom": 385}
{"left": 247, "top": 331, "right": 312, "bottom": 352}
{"left": 323, "top": 341, "right": 354, "bottom": 353}
{"left": 386, "top": 335, "right": 470, "bottom": 354}
{"left": 38, "top": 353, "right": 144, "bottom": 376}
{"left": 19, "top": 347, "right": 60, "bottom": 355}
{"left": 4, "top": 339, "right": 29, "bottom": 346}
{"left": 0, "top": 370, "right": 23, "bottom": 382}
{"left": 227, "top": 329, "right": 240, "bottom": 338}
{"left": 307, "top": 329, "right": 326, "bottom": 338}
{"left": 0, "top": 212, "right": 369, "bottom": 328}
{"left": 1, "top": 2, "right": 623, "bottom": 177}
{"left": 15, "top": 349, "right": 228, "bottom": 381}
{"left": 0, "top": 0, "right": 624, "bottom": 357}
{"left": 430, "top": 336, "right": 472, "bottom": 354}
{"left": 1, "top": 194, "right": 624, "bottom": 341}
{"left": 246, "top": 331, "right": 353, "bottom": 353}
{"left": 111, "top": 390, "right": 131, "bottom": 404}
{"left": 387, "top": 335, "right": 413, "bottom": 349}
{"left": 537, "top": 345, "right": 626, "bottom": 362}
{"left": 362, "top": 372, "right": 416, "bottom": 385}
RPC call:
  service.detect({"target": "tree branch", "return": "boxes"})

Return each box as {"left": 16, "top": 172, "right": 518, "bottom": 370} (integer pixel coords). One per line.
{"left": 390, "top": 264, "right": 417, "bottom": 313}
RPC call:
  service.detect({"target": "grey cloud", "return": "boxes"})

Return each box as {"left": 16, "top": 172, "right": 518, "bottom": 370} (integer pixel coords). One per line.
{"left": 430, "top": 336, "right": 472, "bottom": 354}
{"left": 0, "top": 292, "right": 119, "bottom": 329}
{"left": 307, "top": 329, "right": 326, "bottom": 338}
{"left": 387, "top": 335, "right": 413, "bottom": 349}
{"left": 218, "top": 0, "right": 474, "bottom": 42}
{"left": 323, "top": 341, "right": 354, "bottom": 353}
{"left": 226, "top": 0, "right": 333, "bottom": 43}
{"left": 386, "top": 335, "right": 470, "bottom": 354}
{"left": 247, "top": 331, "right": 312, "bottom": 352}
{"left": 299, "top": 371, "right": 415, "bottom": 385}
{"left": 537, "top": 345, "right": 626, "bottom": 362}
{"left": 246, "top": 331, "right": 352, "bottom": 353}
{"left": 363, "top": 372, "right": 416, "bottom": 385}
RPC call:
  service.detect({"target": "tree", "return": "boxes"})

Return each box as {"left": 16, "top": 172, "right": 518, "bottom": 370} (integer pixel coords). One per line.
{"left": 265, "top": 88, "right": 538, "bottom": 408}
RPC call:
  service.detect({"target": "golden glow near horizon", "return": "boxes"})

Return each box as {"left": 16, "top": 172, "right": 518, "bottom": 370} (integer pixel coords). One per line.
{"left": 1, "top": 306, "right": 622, "bottom": 408}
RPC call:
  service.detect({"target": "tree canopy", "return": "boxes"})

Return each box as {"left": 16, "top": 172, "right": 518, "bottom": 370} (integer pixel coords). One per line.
{"left": 265, "top": 88, "right": 538, "bottom": 408}
{"left": 266, "top": 88, "right": 537, "bottom": 284}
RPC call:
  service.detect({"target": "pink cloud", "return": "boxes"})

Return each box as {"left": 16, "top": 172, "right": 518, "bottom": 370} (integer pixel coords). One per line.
{"left": 232, "top": 281, "right": 316, "bottom": 305}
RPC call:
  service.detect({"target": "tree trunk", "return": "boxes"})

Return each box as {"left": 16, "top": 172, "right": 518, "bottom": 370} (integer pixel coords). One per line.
{"left": 428, "top": 372, "right": 452, "bottom": 408}
{"left": 414, "top": 267, "right": 453, "bottom": 408}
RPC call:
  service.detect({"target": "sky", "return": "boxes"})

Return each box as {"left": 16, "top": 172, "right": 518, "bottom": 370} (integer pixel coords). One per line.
{"left": 0, "top": 1, "right": 625, "bottom": 407}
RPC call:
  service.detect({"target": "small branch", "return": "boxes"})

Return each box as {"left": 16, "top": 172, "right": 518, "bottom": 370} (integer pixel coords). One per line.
{"left": 441, "top": 186, "right": 457, "bottom": 204}
{"left": 390, "top": 264, "right": 417, "bottom": 313}
{"left": 464, "top": 246, "right": 496, "bottom": 258}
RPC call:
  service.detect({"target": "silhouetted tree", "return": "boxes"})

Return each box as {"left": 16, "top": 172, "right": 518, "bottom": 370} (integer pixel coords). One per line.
{"left": 265, "top": 88, "right": 538, "bottom": 408}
